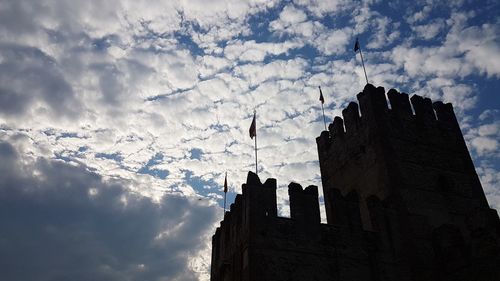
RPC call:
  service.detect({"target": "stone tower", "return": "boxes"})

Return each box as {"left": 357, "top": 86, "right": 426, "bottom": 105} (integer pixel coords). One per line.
{"left": 210, "top": 84, "right": 500, "bottom": 281}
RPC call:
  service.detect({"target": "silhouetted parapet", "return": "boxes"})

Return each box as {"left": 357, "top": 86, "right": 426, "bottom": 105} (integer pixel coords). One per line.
{"left": 433, "top": 101, "right": 459, "bottom": 130}
{"left": 410, "top": 95, "right": 436, "bottom": 127}
{"left": 357, "top": 84, "right": 389, "bottom": 119}
{"left": 329, "top": 116, "right": 345, "bottom": 138}
{"left": 342, "top": 102, "right": 361, "bottom": 132}
{"left": 229, "top": 194, "right": 243, "bottom": 231}
{"left": 263, "top": 177, "right": 277, "bottom": 189}
{"left": 329, "top": 189, "right": 362, "bottom": 230}
{"left": 246, "top": 170, "right": 262, "bottom": 185}
{"left": 316, "top": 130, "right": 331, "bottom": 152}
{"left": 242, "top": 171, "right": 277, "bottom": 218}
{"left": 387, "top": 89, "right": 412, "bottom": 119}
{"left": 230, "top": 194, "right": 242, "bottom": 212}
{"left": 288, "top": 183, "right": 321, "bottom": 226}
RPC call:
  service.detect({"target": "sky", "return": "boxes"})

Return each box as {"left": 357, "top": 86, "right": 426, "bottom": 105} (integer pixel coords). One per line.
{"left": 0, "top": 0, "right": 499, "bottom": 280}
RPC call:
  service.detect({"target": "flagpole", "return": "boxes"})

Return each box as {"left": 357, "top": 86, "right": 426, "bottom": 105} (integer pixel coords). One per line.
{"left": 319, "top": 86, "right": 327, "bottom": 131}
{"left": 321, "top": 101, "right": 327, "bottom": 131}
{"left": 223, "top": 172, "right": 227, "bottom": 213}
{"left": 358, "top": 45, "right": 369, "bottom": 85}
{"left": 223, "top": 191, "right": 226, "bottom": 213}
{"left": 254, "top": 110, "right": 258, "bottom": 175}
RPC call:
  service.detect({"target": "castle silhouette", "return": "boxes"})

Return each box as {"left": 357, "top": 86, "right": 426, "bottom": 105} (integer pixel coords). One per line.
{"left": 210, "top": 84, "right": 500, "bottom": 281}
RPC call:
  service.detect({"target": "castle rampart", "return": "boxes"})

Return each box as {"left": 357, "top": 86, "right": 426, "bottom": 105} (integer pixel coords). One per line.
{"left": 211, "top": 84, "right": 500, "bottom": 281}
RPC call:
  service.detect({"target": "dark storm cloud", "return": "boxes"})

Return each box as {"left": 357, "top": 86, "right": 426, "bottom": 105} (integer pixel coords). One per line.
{"left": 0, "top": 141, "right": 217, "bottom": 281}
{"left": 0, "top": 44, "right": 81, "bottom": 119}
{"left": 0, "top": 0, "right": 44, "bottom": 34}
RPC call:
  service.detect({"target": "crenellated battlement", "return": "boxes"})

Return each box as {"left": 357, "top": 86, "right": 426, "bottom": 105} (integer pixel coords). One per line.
{"left": 317, "top": 84, "right": 462, "bottom": 154}
{"left": 213, "top": 172, "right": 322, "bottom": 240}
{"left": 315, "top": 84, "right": 489, "bottom": 230}
{"left": 211, "top": 171, "right": 381, "bottom": 281}
{"left": 211, "top": 83, "right": 500, "bottom": 281}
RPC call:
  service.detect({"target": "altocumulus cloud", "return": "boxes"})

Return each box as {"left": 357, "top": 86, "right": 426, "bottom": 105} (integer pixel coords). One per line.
{"left": 0, "top": 140, "right": 218, "bottom": 281}
{"left": 0, "top": 0, "right": 500, "bottom": 280}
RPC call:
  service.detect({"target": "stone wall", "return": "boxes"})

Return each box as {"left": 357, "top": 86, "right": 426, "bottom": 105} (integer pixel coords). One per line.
{"left": 211, "top": 84, "right": 500, "bottom": 281}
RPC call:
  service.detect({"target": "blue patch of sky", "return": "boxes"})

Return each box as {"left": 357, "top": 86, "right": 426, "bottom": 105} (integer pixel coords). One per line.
{"left": 262, "top": 44, "right": 319, "bottom": 64}
{"left": 183, "top": 170, "right": 236, "bottom": 208}
{"left": 78, "top": 146, "right": 89, "bottom": 153}
{"left": 189, "top": 148, "right": 203, "bottom": 160}
{"left": 475, "top": 79, "right": 500, "bottom": 111}
{"left": 209, "top": 123, "right": 230, "bottom": 132}
{"left": 137, "top": 153, "right": 169, "bottom": 179}
{"left": 245, "top": 6, "right": 282, "bottom": 42}
{"left": 184, "top": 170, "right": 216, "bottom": 191}
{"left": 56, "top": 132, "right": 87, "bottom": 140}
{"left": 91, "top": 34, "right": 122, "bottom": 52}
{"left": 95, "top": 152, "right": 124, "bottom": 162}
{"left": 174, "top": 31, "right": 205, "bottom": 57}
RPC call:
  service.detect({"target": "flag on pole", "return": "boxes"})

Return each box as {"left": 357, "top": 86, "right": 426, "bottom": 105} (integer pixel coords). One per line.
{"left": 353, "top": 37, "right": 369, "bottom": 84}
{"left": 249, "top": 112, "right": 256, "bottom": 139}
{"left": 354, "top": 37, "right": 360, "bottom": 52}
{"left": 223, "top": 172, "right": 228, "bottom": 193}
{"left": 319, "top": 86, "right": 325, "bottom": 104}
{"left": 319, "top": 86, "right": 327, "bottom": 131}
{"left": 223, "top": 171, "right": 228, "bottom": 213}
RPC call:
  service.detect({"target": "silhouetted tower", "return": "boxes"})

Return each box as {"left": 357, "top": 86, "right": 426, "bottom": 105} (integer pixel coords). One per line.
{"left": 317, "top": 84, "right": 499, "bottom": 280}
{"left": 211, "top": 84, "right": 500, "bottom": 281}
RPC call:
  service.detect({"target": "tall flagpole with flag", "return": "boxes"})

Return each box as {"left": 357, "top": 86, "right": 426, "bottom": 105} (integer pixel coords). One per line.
{"left": 354, "top": 37, "right": 369, "bottom": 84}
{"left": 223, "top": 172, "right": 228, "bottom": 213}
{"left": 249, "top": 110, "right": 257, "bottom": 175}
{"left": 319, "top": 86, "right": 327, "bottom": 131}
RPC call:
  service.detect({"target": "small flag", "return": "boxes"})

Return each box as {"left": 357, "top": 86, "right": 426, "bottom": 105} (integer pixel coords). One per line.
{"left": 223, "top": 172, "right": 228, "bottom": 193}
{"left": 354, "top": 38, "right": 360, "bottom": 52}
{"left": 319, "top": 86, "right": 325, "bottom": 104}
{"left": 249, "top": 112, "right": 256, "bottom": 139}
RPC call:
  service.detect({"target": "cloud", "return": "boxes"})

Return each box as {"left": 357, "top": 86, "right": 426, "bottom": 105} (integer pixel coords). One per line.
{"left": 0, "top": 44, "right": 80, "bottom": 120}
{"left": 1, "top": 0, "right": 500, "bottom": 279}
{"left": 411, "top": 19, "right": 445, "bottom": 40}
{"left": 465, "top": 120, "right": 500, "bottom": 156}
{"left": 233, "top": 58, "right": 308, "bottom": 87}
{"left": 224, "top": 40, "right": 304, "bottom": 62}
{"left": 0, "top": 141, "right": 218, "bottom": 281}
{"left": 294, "top": 0, "right": 352, "bottom": 17}
{"left": 316, "top": 28, "right": 352, "bottom": 55}
{"left": 273, "top": 4, "right": 308, "bottom": 27}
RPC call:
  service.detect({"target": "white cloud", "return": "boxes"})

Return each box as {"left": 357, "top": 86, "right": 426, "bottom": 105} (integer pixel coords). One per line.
{"left": 233, "top": 58, "right": 308, "bottom": 86}
{"left": 1, "top": 0, "right": 499, "bottom": 279}
{"left": 411, "top": 19, "right": 445, "bottom": 40}
{"left": 466, "top": 120, "right": 500, "bottom": 156}
{"left": 406, "top": 4, "right": 432, "bottom": 24}
{"left": 276, "top": 4, "right": 308, "bottom": 26}
{"left": 294, "top": 0, "right": 352, "bottom": 17}
{"left": 316, "top": 28, "right": 352, "bottom": 55}
{"left": 224, "top": 40, "right": 304, "bottom": 62}
{"left": 448, "top": 23, "right": 500, "bottom": 78}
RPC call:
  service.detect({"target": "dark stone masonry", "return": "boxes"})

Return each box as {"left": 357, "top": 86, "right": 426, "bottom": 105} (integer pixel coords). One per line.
{"left": 210, "top": 84, "right": 500, "bottom": 281}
